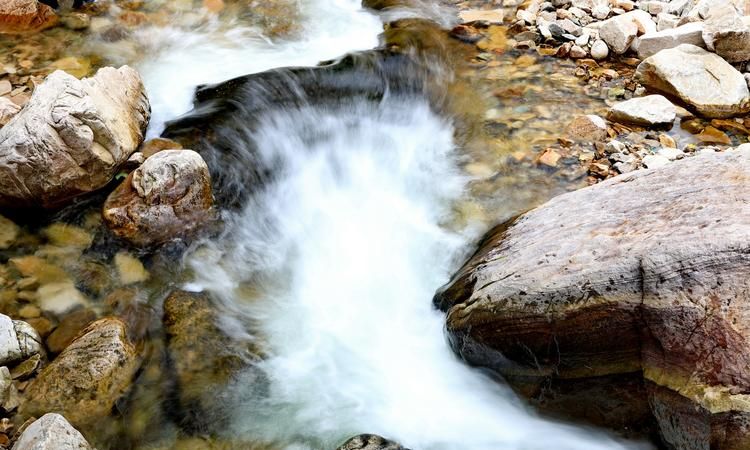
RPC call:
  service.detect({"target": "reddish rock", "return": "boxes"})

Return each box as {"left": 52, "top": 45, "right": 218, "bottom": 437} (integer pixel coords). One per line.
{"left": 435, "top": 148, "right": 750, "bottom": 448}
{"left": 0, "top": 0, "right": 58, "bottom": 34}
{"left": 102, "top": 150, "right": 214, "bottom": 247}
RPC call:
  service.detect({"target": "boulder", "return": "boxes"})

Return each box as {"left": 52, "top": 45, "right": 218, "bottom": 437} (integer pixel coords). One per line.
{"left": 634, "top": 22, "right": 705, "bottom": 59}
{"left": 336, "top": 435, "right": 408, "bottom": 450}
{"left": 635, "top": 44, "right": 750, "bottom": 118}
{"left": 598, "top": 13, "right": 639, "bottom": 54}
{"left": 0, "top": 0, "right": 58, "bottom": 34}
{"left": 607, "top": 95, "right": 676, "bottom": 126}
{"left": 702, "top": 4, "right": 750, "bottom": 62}
{"left": 21, "top": 318, "right": 140, "bottom": 431}
{"left": 12, "top": 413, "right": 92, "bottom": 450}
{"left": 102, "top": 150, "right": 214, "bottom": 247}
{"left": 0, "top": 66, "right": 150, "bottom": 209}
{"left": 0, "top": 314, "right": 43, "bottom": 366}
{"left": 163, "top": 290, "right": 263, "bottom": 434}
{"left": 599, "top": 10, "right": 656, "bottom": 54}
{"left": 435, "top": 148, "right": 750, "bottom": 449}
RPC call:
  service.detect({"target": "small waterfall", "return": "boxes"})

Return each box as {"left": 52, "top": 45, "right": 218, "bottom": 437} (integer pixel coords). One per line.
{"left": 135, "top": 1, "right": 651, "bottom": 449}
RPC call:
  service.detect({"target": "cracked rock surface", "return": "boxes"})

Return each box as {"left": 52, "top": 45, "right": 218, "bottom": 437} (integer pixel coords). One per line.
{"left": 0, "top": 66, "right": 150, "bottom": 208}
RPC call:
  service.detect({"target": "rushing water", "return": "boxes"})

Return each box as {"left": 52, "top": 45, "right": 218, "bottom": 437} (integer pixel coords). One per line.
{"left": 124, "top": 2, "right": 653, "bottom": 449}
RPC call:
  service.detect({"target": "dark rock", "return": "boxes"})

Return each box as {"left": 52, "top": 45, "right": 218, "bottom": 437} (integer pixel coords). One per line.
{"left": 336, "top": 434, "right": 408, "bottom": 450}
{"left": 161, "top": 51, "right": 429, "bottom": 208}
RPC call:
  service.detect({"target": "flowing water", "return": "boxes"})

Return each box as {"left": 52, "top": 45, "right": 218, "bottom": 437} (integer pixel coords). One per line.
{"left": 0, "top": 0, "right": 657, "bottom": 448}
{"left": 138, "top": 2, "right": 646, "bottom": 449}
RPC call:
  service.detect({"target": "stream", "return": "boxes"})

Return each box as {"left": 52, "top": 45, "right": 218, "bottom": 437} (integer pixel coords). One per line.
{"left": 151, "top": 1, "right": 644, "bottom": 449}
{"left": 0, "top": 0, "right": 656, "bottom": 448}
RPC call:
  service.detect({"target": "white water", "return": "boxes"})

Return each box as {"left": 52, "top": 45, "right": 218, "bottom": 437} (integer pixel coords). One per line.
{"left": 131, "top": 0, "right": 383, "bottom": 136}
{"left": 187, "top": 95, "right": 647, "bottom": 450}
{"left": 132, "top": 1, "right": 651, "bottom": 448}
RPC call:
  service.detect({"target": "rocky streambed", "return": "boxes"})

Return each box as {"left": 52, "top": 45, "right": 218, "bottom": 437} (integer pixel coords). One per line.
{"left": 0, "top": 0, "right": 749, "bottom": 449}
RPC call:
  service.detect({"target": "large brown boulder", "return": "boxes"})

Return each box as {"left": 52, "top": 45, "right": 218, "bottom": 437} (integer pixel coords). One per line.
{"left": 20, "top": 318, "right": 141, "bottom": 432}
{"left": 162, "top": 290, "right": 263, "bottom": 434}
{"left": 0, "top": 66, "right": 150, "bottom": 209}
{"left": 102, "top": 150, "right": 214, "bottom": 247}
{"left": 0, "top": 0, "right": 58, "bottom": 34}
{"left": 435, "top": 148, "right": 750, "bottom": 449}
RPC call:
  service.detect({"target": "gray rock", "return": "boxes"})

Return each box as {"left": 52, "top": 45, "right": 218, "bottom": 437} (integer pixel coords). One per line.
{"left": 635, "top": 44, "right": 750, "bottom": 118}
{"left": 0, "top": 66, "right": 150, "bottom": 209}
{"left": 702, "top": 4, "right": 750, "bottom": 62}
{"left": 337, "top": 435, "right": 408, "bottom": 450}
{"left": 635, "top": 22, "right": 705, "bottom": 58}
{"left": 12, "top": 413, "right": 92, "bottom": 450}
{"left": 608, "top": 95, "right": 676, "bottom": 126}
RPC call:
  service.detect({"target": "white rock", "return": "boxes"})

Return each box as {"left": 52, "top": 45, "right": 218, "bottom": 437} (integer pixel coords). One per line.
{"left": 0, "top": 315, "right": 21, "bottom": 366}
{"left": 599, "top": 10, "right": 656, "bottom": 54}
{"left": 592, "top": 4, "right": 610, "bottom": 19}
{"left": 667, "top": 0, "right": 691, "bottom": 15}
{"left": 635, "top": 22, "right": 705, "bottom": 59}
{"left": 643, "top": 154, "right": 671, "bottom": 168}
{"left": 575, "top": 33, "right": 591, "bottom": 46}
{"left": 0, "top": 97, "right": 20, "bottom": 126}
{"left": 702, "top": 4, "right": 750, "bottom": 62}
{"left": 657, "top": 147, "right": 685, "bottom": 160}
{"left": 12, "top": 413, "right": 93, "bottom": 450}
{"left": 572, "top": 0, "right": 594, "bottom": 11}
{"left": 591, "top": 39, "right": 610, "bottom": 59}
{"left": 635, "top": 44, "right": 750, "bottom": 118}
{"left": 599, "top": 13, "right": 639, "bottom": 53}
{"left": 0, "top": 67, "right": 150, "bottom": 209}
{"left": 14, "top": 320, "right": 42, "bottom": 358}
{"left": 0, "top": 315, "right": 41, "bottom": 366}
{"left": 608, "top": 95, "right": 677, "bottom": 125}
{"left": 656, "top": 12, "right": 679, "bottom": 31}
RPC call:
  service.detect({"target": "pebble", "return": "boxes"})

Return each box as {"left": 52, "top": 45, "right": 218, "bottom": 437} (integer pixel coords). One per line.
{"left": 539, "top": 149, "right": 562, "bottom": 166}
{"left": 590, "top": 39, "right": 609, "bottom": 59}
{"left": 642, "top": 154, "right": 670, "bottom": 168}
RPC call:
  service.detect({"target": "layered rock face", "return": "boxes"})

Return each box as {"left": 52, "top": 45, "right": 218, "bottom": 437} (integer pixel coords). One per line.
{"left": 0, "top": 66, "right": 150, "bottom": 208}
{"left": 102, "top": 150, "right": 214, "bottom": 247}
{"left": 0, "top": 0, "right": 58, "bottom": 34}
{"left": 435, "top": 149, "right": 750, "bottom": 449}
